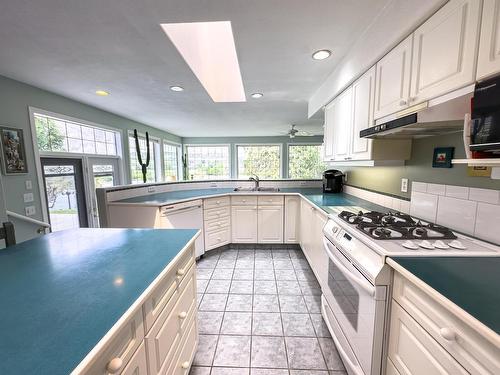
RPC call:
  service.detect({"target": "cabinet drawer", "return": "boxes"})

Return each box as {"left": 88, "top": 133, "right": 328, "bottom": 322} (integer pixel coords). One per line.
{"left": 231, "top": 195, "right": 257, "bottom": 205}
{"left": 388, "top": 302, "right": 468, "bottom": 375}
{"left": 204, "top": 206, "right": 230, "bottom": 221}
{"left": 121, "top": 342, "right": 148, "bottom": 375}
{"left": 143, "top": 246, "right": 195, "bottom": 333}
{"left": 204, "top": 196, "right": 230, "bottom": 209}
{"left": 145, "top": 268, "right": 197, "bottom": 375}
{"left": 205, "top": 228, "right": 231, "bottom": 250}
{"left": 393, "top": 272, "right": 500, "bottom": 374}
{"left": 205, "top": 217, "right": 230, "bottom": 233}
{"left": 257, "top": 195, "right": 284, "bottom": 206}
{"left": 166, "top": 313, "right": 198, "bottom": 375}
{"left": 81, "top": 309, "right": 145, "bottom": 375}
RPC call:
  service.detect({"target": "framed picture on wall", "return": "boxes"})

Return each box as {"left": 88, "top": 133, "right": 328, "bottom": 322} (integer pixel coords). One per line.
{"left": 0, "top": 126, "right": 28, "bottom": 174}
{"left": 432, "top": 147, "right": 454, "bottom": 168}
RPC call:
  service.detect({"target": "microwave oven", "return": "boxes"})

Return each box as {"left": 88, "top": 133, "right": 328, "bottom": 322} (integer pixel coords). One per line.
{"left": 470, "top": 75, "right": 500, "bottom": 152}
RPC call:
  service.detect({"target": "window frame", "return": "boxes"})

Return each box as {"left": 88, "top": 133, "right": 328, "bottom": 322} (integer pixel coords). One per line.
{"left": 286, "top": 142, "right": 326, "bottom": 179}
{"left": 127, "top": 130, "right": 162, "bottom": 184}
{"left": 235, "top": 143, "right": 283, "bottom": 179}
{"left": 183, "top": 143, "right": 232, "bottom": 180}
{"left": 162, "top": 140, "right": 182, "bottom": 182}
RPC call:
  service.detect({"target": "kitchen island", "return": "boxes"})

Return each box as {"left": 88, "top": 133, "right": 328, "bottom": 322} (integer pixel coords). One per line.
{"left": 0, "top": 228, "right": 199, "bottom": 375}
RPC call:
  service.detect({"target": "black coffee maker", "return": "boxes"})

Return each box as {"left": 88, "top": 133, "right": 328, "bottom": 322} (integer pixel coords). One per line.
{"left": 322, "top": 170, "right": 344, "bottom": 193}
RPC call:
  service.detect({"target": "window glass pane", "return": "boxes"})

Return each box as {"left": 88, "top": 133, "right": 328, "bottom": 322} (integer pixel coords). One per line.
{"left": 129, "top": 135, "right": 157, "bottom": 184}
{"left": 237, "top": 145, "right": 280, "bottom": 179}
{"left": 163, "top": 142, "right": 179, "bottom": 181}
{"left": 186, "top": 145, "right": 230, "bottom": 180}
{"left": 34, "top": 114, "right": 119, "bottom": 156}
{"left": 288, "top": 144, "right": 327, "bottom": 179}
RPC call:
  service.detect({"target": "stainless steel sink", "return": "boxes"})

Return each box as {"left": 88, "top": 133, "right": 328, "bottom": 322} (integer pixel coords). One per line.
{"left": 233, "top": 187, "right": 280, "bottom": 192}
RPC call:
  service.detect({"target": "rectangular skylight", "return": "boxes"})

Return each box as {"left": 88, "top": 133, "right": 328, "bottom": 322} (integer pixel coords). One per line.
{"left": 161, "top": 21, "right": 246, "bottom": 102}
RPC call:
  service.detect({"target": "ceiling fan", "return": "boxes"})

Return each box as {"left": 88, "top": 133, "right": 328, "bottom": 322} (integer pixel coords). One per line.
{"left": 283, "top": 124, "right": 313, "bottom": 138}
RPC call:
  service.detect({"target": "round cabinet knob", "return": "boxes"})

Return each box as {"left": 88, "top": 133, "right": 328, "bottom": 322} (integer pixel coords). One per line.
{"left": 178, "top": 311, "right": 187, "bottom": 319}
{"left": 440, "top": 327, "right": 456, "bottom": 341}
{"left": 242, "top": 199, "right": 246, "bottom": 202}
{"left": 217, "top": 237, "right": 221, "bottom": 242}
{"left": 400, "top": 99, "right": 408, "bottom": 106}
{"left": 177, "top": 269, "right": 186, "bottom": 277}
{"left": 181, "top": 361, "right": 190, "bottom": 369}
{"left": 216, "top": 201, "right": 220, "bottom": 204}
{"left": 107, "top": 357, "right": 123, "bottom": 374}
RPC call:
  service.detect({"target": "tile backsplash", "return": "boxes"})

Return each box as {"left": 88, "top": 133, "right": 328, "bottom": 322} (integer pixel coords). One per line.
{"left": 410, "top": 182, "right": 500, "bottom": 244}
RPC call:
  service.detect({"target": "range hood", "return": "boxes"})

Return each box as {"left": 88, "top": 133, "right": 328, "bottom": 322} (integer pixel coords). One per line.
{"left": 361, "top": 89, "right": 473, "bottom": 139}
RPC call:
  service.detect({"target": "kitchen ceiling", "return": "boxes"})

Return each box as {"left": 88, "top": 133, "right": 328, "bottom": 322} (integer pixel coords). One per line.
{"left": 0, "top": 0, "right": 390, "bottom": 137}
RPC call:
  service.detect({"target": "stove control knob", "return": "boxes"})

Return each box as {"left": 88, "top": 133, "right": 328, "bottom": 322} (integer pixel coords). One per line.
{"left": 332, "top": 226, "right": 339, "bottom": 234}
{"left": 418, "top": 240, "right": 434, "bottom": 249}
{"left": 402, "top": 240, "right": 419, "bottom": 250}
{"left": 433, "top": 240, "right": 449, "bottom": 249}
{"left": 449, "top": 240, "right": 466, "bottom": 250}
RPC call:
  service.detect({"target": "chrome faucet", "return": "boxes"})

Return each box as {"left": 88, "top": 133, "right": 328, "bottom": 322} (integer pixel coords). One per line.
{"left": 249, "top": 175, "right": 260, "bottom": 190}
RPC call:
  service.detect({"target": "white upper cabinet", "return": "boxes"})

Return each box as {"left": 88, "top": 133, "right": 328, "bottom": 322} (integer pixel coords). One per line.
{"left": 374, "top": 35, "right": 413, "bottom": 119}
{"left": 351, "top": 66, "right": 375, "bottom": 160}
{"left": 410, "top": 0, "right": 482, "bottom": 104}
{"left": 477, "top": 0, "right": 500, "bottom": 80}
{"left": 332, "top": 86, "right": 353, "bottom": 161}
{"left": 323, "top": 102, "right": 335, "bottom": 161}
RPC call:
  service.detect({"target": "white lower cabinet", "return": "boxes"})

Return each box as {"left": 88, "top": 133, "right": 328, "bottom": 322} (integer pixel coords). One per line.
{"left": 257, "top": 205, "right": 284, "bottom": 243}
{"left": 284, "top": 196, "right": 300, "bottom": 243}
{"left": 121, "top": 342, "right": 148, "bottom": 375}
{"left": 231, "top": 205, "right": 258, "bottom": 243}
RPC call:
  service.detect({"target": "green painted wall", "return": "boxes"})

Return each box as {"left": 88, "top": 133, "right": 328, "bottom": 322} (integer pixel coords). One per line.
{"left": 182, "top": 135, "right": 324, "bottom": 179}
{"left": 0, "top": 75, "right": 179, "bottom": 242}
{"left": 341, "top": 132, "right": 500, "bottom": 199}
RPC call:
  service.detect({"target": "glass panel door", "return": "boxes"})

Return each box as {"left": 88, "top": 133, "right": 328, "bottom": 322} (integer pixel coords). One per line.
{"left": 41, "top": 158, "right": 88, "bottom": 232}
{"left": 87, "top": 157, "right": 121, "bottom": 227}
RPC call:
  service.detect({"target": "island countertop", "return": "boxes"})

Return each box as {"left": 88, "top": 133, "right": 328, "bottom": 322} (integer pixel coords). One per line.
{"left": 0, "top": 228, "right": 199, "bottom": 375}
{"left": 110, "top": 187, "right": 388, "bottom": 214}
{"left": 388, "top": 256, "right": 500, "bottom": 336}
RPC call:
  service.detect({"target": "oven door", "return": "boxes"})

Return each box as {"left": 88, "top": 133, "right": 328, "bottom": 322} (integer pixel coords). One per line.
{"left": 322, "top": 237, "right": 386, "bottom": 375}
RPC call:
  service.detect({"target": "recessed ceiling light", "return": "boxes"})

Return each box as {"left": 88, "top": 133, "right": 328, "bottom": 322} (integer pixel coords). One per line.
{"left": 312, "top": 49, "right": 331, "bottom": 60}
{"left": 95, "top": 90, "right": 109, "bottom": 96}
{"left": 170, "top": 86, "right": 184, "bottom": 92}
{"left": 250, "top": 93, "right": 263, "bottom": 99}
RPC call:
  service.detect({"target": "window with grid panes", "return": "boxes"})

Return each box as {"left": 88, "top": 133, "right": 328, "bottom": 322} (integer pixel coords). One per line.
{"left": 185, "top": 145, "right": 230, "bottom": 180}
{"left": 237, "top": 145, "right": 281, "bottom": 179}
{"left": 288, "top": 144, "right": 327, "bottom": 179}
{"left": 163, "top": 142, "right": 180, "bottom": 181}
{"left": 34, "top": 113, "right": 118, "bottom": 155}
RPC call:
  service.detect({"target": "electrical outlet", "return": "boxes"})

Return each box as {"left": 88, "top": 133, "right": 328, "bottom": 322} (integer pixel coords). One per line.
{"left": 25, "top": 180, "right": 32, "bottom": 190}
{"left": 147, "top": 186, "right": 156, "bottom": 193}
{"left": 25, "top": 206, "right": 36, "bottom": 216}
{"left": 23, "top": 192, "right": 34, "bottom": 203}
{"left": 401, "top": 178, "right": 409, "bottom": 193}
{"left": 344, "top": 172, "right": 348, "bottom": 182}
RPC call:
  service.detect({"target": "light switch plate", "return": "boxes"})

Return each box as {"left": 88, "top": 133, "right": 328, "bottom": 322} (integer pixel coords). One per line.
{"left": 23, "top": 192, "right": 34, "bottom": 203}
{"left": 401, "top": 178, "right": 409, "bottom": 193}
{"left": 25, "top": 206, "right": 36, "bottom": 216}
{"left": 25, "top": 180, "right": 32, "bottom": 190}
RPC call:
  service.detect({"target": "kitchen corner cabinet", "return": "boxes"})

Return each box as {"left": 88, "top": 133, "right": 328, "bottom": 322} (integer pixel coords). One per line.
{"left": 409, "top": 0, "right": 482, "bottom": 104}
{"left": 231, "top": 205, "right": 258, "bottom": 243}
{"left": 284, "top": 196, "right": 300, "bottom": 243}
{"left": 374, "top": 35, "right": 413, "bottom": 120}
{"left": 477, "top": 0, "right": 500, "bottom": 80}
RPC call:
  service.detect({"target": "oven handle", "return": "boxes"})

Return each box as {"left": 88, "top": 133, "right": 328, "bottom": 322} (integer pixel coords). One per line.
{"left": 323, "top": 238, "right": 376, "bottom": 297}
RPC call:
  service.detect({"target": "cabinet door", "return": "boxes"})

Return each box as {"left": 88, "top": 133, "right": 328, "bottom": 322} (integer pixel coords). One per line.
{"left": 311, "top": 210, "right": 328, "bottom": 286}
{"left": 121, "top": 343, "right": 148, "bottom": 375}
{"left": 350, "top": 66, "right": 375, "bottom": 160}
{"left": 299, "top": 199, "right": 312, "bottom": 256}
{"left": 323, "top": 102, "right": 335, "bottom": 161}
{"left": 284, "top": 196, "right": 300, "bottom": 243}
{"left": 410, "top": 0, "right": 482, "bottom": 103}
{"left": 388, "top": 302, "right": 468, "bottom": 375}
{"left": 374, "top": 35, "right": 413, "bottom": 119}
{"left": 477, "top": 0, "right": 500, "bottom": 80}
{"left": 332, "top": 87, "right": 353, "bottom": 161}
{"left": 258, "top": 206, "right": 284, "bottom": 243}
{"left": 231, "top": 206, "right": 258, "bottom": 243}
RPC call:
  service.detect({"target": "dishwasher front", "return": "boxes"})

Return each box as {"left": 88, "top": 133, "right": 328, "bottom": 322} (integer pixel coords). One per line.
{"left": 159, "top": 199, "right": 205, "bottom": 257}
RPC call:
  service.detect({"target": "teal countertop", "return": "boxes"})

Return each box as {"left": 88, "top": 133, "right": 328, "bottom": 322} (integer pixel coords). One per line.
{"left": 115, "top": 188, "right": 387, "bottom": 214}
{"left": 0, "top": 228, "right": 198, "bottom": 375}
{"left": 392, "top": 257, "right": 500, "bottom": 334}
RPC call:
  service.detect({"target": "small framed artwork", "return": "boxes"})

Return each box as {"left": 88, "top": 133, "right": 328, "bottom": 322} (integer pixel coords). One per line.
{"left": 0, "top": 127, "right": 28, "bottom": 174}
{"left": 432, "top": 147, "right": 454, "bottom": 168}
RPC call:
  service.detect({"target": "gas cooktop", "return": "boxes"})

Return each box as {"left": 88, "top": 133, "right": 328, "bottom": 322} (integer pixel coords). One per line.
{"left": 338, "top": 210, "right": 457, "bottom": 241}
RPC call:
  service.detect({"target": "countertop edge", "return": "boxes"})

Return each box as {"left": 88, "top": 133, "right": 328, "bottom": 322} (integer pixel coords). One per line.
{"left": 70, "top": 230, "right": 201, "bottom": 375}
{"left": 386, "top": 257, "right": 500, "bottom": 347}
